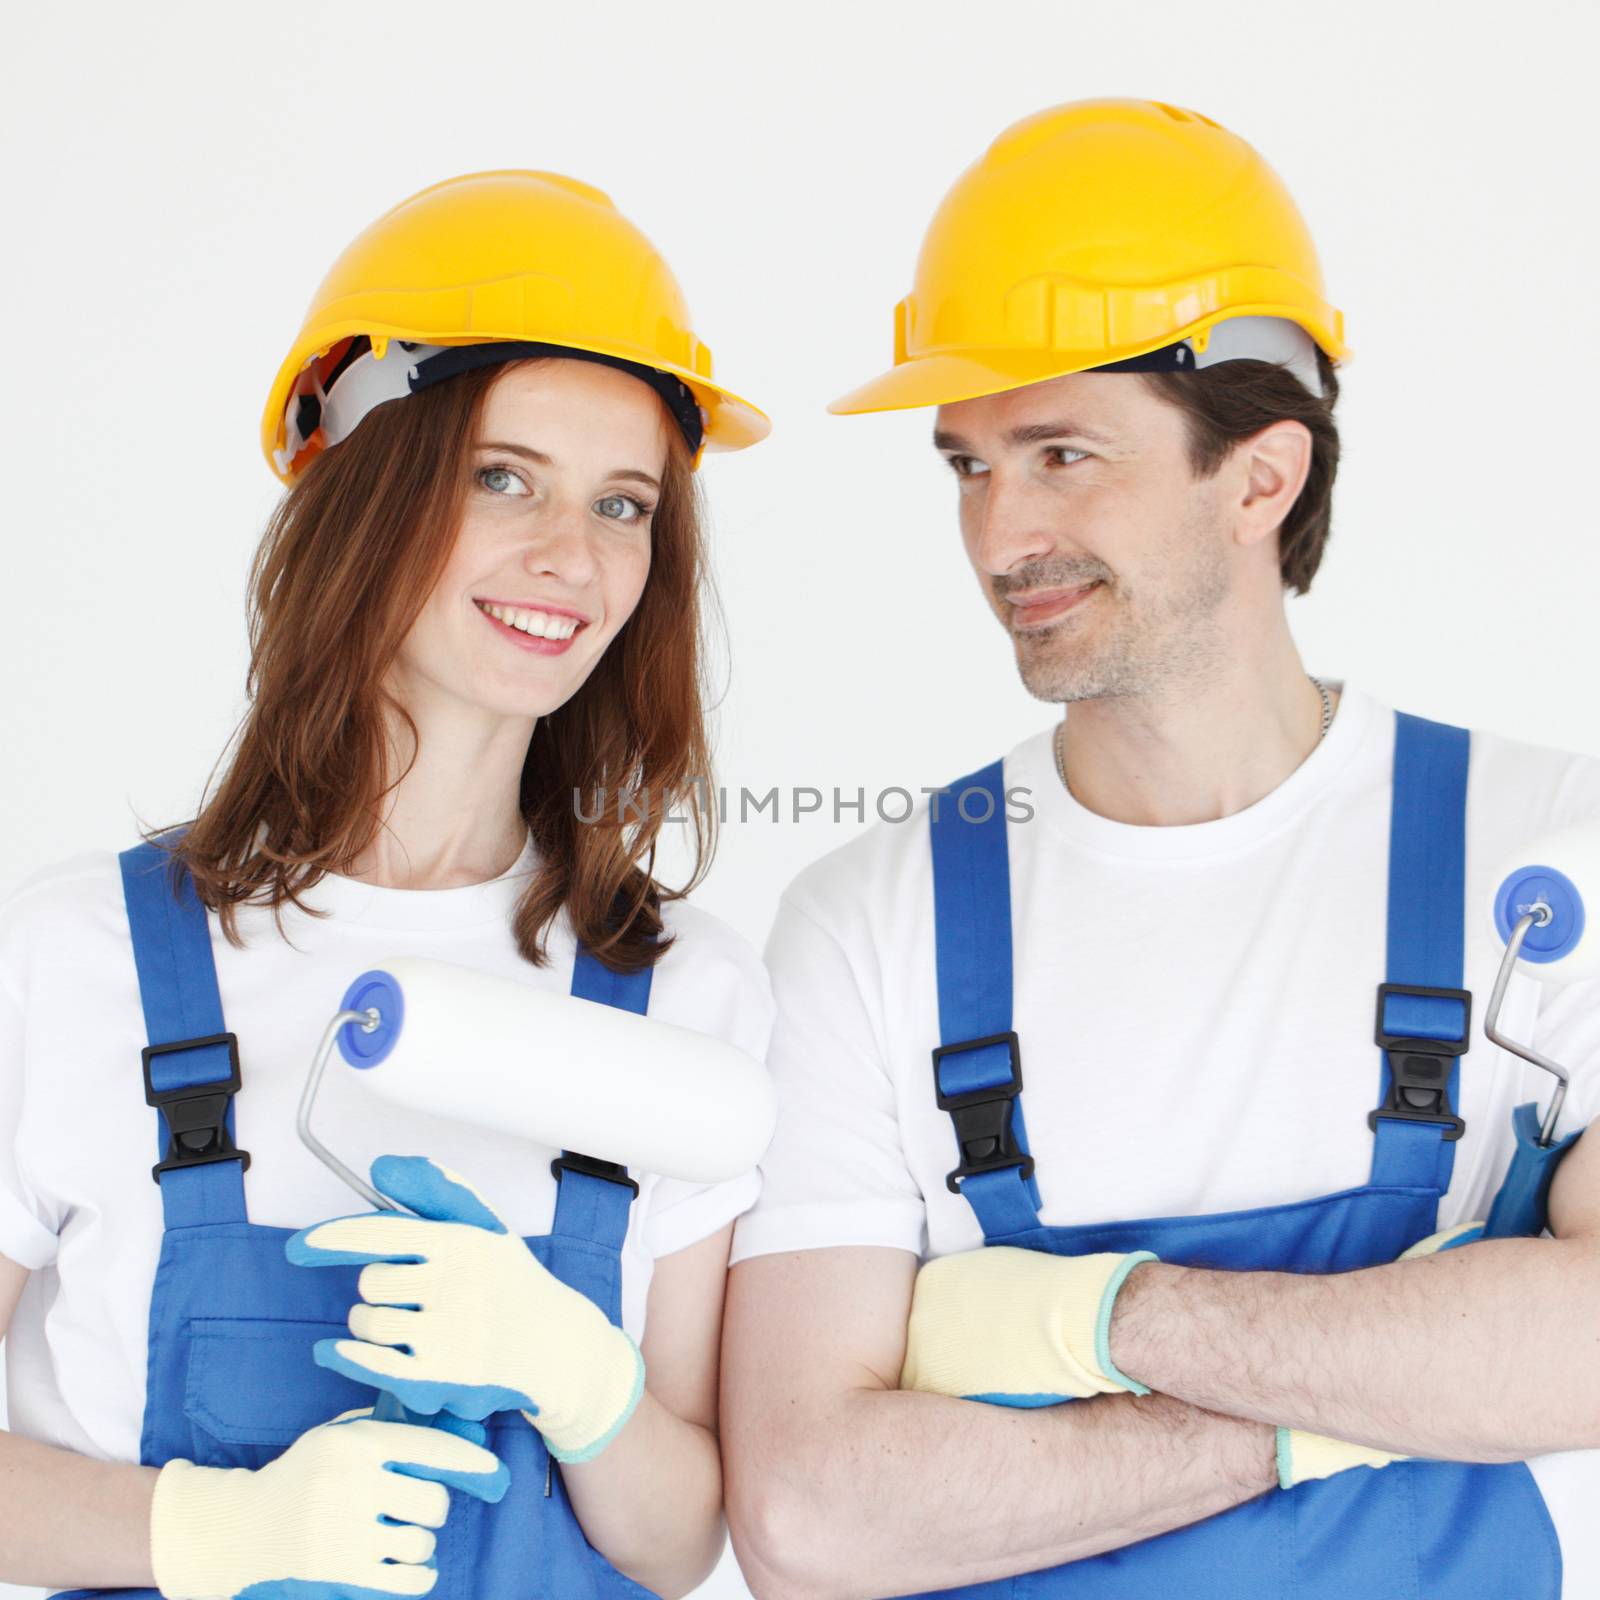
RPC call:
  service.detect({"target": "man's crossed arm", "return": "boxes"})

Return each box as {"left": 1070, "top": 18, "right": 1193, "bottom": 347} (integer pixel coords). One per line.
{"left": 1107, "top": 1119, "right": 1600, "bottom": 1462}
{"left": 721, "top": 1246, "right": 1276, "bottom": 1600}
{"left": 720, "top": 1120, "right": 1600, "bottom": 1600}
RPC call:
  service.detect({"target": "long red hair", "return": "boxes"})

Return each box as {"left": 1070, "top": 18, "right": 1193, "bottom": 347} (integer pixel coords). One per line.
{"left": 165, "top": 359, "right": 715, "bottom": 971}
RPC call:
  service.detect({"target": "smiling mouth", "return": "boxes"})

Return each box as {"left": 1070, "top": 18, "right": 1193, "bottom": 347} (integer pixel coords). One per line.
{"left": 1007, "top": 581, "right": 1103, "bottom": 629}
{"left": 473, "top": 599, "right": 587, "bottom": 641}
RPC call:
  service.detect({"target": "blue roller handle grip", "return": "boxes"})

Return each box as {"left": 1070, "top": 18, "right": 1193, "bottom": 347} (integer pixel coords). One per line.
{"left": 373, "top": 1388, "right": 412, "bottom": 1423}
{"left": 372, "top": 1387, "right": 461, "bottom": 1432}
{"left": 1484, "top": 1103, "right": 1583, "bottom": 1239}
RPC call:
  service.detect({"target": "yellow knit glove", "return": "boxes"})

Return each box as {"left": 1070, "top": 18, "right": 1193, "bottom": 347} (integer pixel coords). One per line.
{"left": 289, "top": 1156, "right": 644, "bottom": 1464}
{"left": 1276, "top": 1221, "right": 1484, "bottom": 1489}
{"left": 900, "top": 1244, "right": 1158, "bottom": 1404}
{"left": 149, "top": 1409, "right": 507, "bottom": 1598}
{"left": 1276, "top": 1428, "right": 1404, "bottom": 1489}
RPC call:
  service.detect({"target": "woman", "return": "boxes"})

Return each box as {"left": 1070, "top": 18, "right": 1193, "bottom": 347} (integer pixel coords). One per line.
{"left": 0, "top": 169, "right": 772, "bottom": 1600}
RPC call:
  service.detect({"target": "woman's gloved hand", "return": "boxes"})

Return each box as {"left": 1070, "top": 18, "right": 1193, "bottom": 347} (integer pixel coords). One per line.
{"left": 1276, "top": 1221, "right": 1485, "bottom": 1489}
{"left": 899, "top": 1243, "right": 1159, "bottom": 1404}
{"left": 150, "top": 1407, "right": 508, "bottom": 1599}
{"left": 287, "top": 1156, "right": 645, "bottom": 1463}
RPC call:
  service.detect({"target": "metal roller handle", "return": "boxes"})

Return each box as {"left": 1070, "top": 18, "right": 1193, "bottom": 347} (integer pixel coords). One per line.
{"left": 1484, "top": 906, "right": 1570, "bottom": 1146}
{"left": 297, "top": 1007, "right": 395, "bottom": 1209}
{"left": 298, "top": 1006, "right": 431, "bottom": 1428}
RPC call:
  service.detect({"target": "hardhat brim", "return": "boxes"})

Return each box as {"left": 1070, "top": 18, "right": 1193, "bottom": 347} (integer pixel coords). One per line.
{"left": 828, "top": 349, "right": 1082, "bottom": 416}
{"left": 829, "top": 314, "right": 1348, "bottom": 417}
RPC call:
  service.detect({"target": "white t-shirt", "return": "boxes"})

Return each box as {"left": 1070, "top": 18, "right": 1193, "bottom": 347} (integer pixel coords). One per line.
{"left": 732, "top": 683, "right": 1600, "bottom": 1587}
{"left": 0, "top": 836, "right": 773, "bottom": 1465}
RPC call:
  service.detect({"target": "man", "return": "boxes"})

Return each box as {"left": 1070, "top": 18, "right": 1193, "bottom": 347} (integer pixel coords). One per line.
{"left": 721, "top": 98, "right": 1600, "bottom": 1598}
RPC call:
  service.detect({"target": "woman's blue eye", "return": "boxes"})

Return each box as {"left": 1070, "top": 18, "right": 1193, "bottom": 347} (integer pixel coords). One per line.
{"left": 477, "top": 466, "right": 529, "bottom": 496}
{"left": 596, "top": 493, "right": 652, "bottom": 523}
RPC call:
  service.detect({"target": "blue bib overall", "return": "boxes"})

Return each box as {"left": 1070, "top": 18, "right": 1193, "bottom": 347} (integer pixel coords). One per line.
{"left": 917, "top": 714, "right": 1565, "bottom": 1597}
{"left": 55, "top": 841, "right": 658, "bottom": 1600}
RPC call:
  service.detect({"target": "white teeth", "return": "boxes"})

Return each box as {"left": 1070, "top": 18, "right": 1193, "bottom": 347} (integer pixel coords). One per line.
{"left": 478, "top": 601, "right": 580, "bottom": 640}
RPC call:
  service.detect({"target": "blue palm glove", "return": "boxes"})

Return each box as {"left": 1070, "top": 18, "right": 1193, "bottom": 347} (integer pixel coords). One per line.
{"left": 287, "top": 1156, "right": 644, "bottom": 1463}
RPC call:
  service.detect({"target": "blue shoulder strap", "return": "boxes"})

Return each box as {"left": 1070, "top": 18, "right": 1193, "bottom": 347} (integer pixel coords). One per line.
{"left": 1368, "top": 712, "right": 1473, "bottom": 1194}
{"left": 928, "top": 761, "right": 1044, "bottom": 1241}
{"left": 119, "top": 840, "right": 249, "bottom": 1228}
{"left": 550, "top": 943, "right": 654, "bottom": 1257}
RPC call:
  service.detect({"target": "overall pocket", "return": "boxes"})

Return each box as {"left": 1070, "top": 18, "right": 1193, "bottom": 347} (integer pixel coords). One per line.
{"left": 181, "top": 1314, "right": 374, "bottom": 1469}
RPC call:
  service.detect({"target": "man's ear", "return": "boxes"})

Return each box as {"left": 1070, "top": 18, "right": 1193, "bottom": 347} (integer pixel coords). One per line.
{"left": 1233, "top": 420, "right": 1312, "bottom": 551}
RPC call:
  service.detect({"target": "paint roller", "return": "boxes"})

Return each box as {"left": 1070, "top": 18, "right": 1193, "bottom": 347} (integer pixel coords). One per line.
{"left": 294, "top": 955, "right": 777, "bottom": 1423}
{"left": 298, "top": 955, "right": 777, "bottom": 1207}
{"left": 1481, "top": 820, "right": 1600, "bottom": 1237}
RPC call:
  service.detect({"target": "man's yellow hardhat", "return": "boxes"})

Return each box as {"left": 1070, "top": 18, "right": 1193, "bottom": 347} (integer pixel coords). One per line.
{"left": 830, "top": 98, "right": 1347, "bottom": 415}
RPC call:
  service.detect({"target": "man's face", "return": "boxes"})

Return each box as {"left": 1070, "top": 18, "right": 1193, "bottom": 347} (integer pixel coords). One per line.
{"left": 934, "top": 371, "right": 1237, "bottom": 705}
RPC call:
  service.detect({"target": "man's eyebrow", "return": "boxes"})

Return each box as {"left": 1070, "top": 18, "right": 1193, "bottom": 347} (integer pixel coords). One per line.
{"left": 932, "top": 420, "right": 1118, "bottom": 452}
{"left": 475, "top": 439, "right": 661, "bottom": 492}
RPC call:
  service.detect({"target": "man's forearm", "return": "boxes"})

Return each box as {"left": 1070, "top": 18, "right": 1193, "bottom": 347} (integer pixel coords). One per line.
{"left": 730, "top": 1384, "right": 1274, "bottom": 1600}
{"left": 1109, "top": 1236, "right": 1600, "bottom": 1460}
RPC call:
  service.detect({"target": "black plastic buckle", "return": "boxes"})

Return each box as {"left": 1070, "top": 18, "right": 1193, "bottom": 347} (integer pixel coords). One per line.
{"left": 141, "top": 1032, "right": 252, "bottom": 1182}
{"left": 1368, "top": 983, "right": 1471, "bottom": 1141}
{"left": 551, "top": 1150, "right": 640, "bottom": 1198}
{"left": 932, "top": 1030, "right": 1034, "bottom": 1194}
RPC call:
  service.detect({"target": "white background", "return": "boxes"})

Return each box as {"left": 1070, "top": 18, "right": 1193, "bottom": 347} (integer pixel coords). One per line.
{"left": 3, "top": 2, "right": 1597, "bottom": 1596}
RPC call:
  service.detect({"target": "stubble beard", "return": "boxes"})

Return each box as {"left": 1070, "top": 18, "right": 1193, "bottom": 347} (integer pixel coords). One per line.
{"left": 1008, "top": 506, "right": 1233, "bottom": 708}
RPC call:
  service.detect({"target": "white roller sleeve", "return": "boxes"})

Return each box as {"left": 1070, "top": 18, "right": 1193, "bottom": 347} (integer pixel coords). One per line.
{"left": 1491, "top": 821, "right": 1600, "bottom": 984}
{"left": 335, "top": 957, "right": 776, "bottom": 1183}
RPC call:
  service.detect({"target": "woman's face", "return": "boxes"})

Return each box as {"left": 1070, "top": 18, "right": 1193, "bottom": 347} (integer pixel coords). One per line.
{"left": 391, "top": 357, "right": 669, "bottom": 728}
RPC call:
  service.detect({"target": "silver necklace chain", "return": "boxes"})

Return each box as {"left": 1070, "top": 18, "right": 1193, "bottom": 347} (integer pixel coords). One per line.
{"left": 1052, "top": 675, "right": 1333, "bottom": 791}
{"left": 1312, "top": 674, "right": 1333, "bottom": 739}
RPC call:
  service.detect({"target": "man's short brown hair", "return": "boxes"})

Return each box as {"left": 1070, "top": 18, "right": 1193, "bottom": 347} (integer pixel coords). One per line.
{"left": 1139, "top": 349, "right": 1341, "bottom": 595}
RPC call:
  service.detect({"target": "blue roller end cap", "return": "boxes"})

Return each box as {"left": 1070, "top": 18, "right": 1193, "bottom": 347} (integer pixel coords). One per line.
{"left": 1494, "top": 865, "right": 1586, "bottom": 966}
{"left": 337, "top": 969, "right": 405, "bottom": 1069}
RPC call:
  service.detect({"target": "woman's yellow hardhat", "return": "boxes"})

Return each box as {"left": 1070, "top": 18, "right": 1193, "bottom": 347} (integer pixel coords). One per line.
{"left": 263, "top": 169, "right": 769, "bottom": 481}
